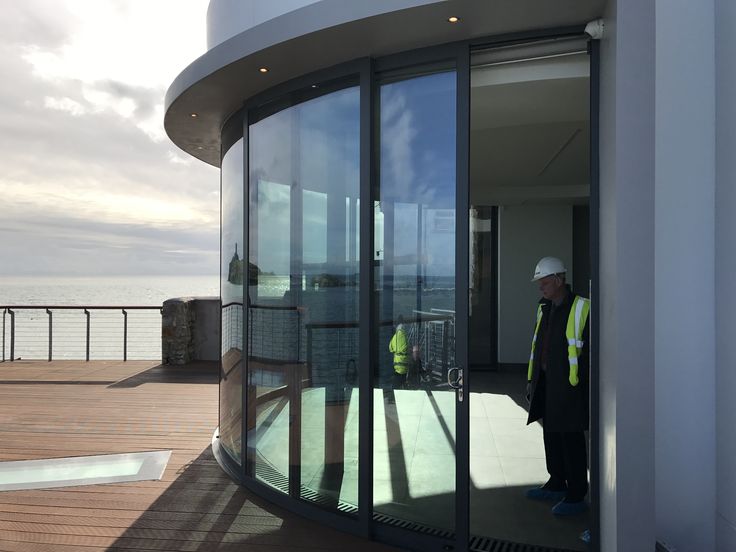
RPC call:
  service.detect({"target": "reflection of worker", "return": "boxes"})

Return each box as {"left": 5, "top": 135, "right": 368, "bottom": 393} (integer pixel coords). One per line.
{"left": 525, "top": 257, "right": 590, "bottom": 516}
{"left": 389, "top": 316, "right": 410, "bottom": 390}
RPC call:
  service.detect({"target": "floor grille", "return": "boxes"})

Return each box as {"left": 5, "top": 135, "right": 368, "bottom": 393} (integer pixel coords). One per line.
{"left": 254, "top": 457, "right": 580, "bottom": 552}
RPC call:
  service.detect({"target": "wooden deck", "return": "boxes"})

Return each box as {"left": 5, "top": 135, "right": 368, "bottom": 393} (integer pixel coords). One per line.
{"left": 0, "top": 360, "right": 401, "bottom": 552}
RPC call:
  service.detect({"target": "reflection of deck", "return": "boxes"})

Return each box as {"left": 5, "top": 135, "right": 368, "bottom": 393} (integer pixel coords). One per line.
{"left": 0, "top": 360, "right": 399, "bottom": 552}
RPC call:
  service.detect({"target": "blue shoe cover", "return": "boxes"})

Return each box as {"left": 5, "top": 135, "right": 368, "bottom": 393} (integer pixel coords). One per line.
{"left": 552, "top": 499, "right": 588, "bottom": 515}
{"left": 580, "top": 529, "right": 591, "bottom": 544}
{"left": 525, "top": 486, "right": 566, "bottom": 501}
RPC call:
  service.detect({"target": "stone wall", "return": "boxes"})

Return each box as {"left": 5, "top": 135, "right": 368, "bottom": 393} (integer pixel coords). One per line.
{"left": 162, "top": 297, "right": 220, "bottom": 365}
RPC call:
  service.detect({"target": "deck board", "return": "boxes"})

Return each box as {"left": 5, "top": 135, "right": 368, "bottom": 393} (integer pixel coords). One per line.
{"left": 0, "top": 360, "right": 400, "bottom": 552}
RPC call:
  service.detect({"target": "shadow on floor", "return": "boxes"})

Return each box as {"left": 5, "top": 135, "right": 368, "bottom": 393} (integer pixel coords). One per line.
{"left": 106, "top": 446, "right": 399, "bottom": 552}
{"left": 109, "top": 361, "right": 219, "bottom": 388}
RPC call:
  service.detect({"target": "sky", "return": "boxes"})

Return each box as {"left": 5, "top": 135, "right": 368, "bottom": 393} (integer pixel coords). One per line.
{"left": 0, "top": 0, "right": 218, "bottom": 277}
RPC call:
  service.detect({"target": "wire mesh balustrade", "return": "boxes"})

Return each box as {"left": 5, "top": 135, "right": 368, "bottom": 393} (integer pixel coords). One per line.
{"left": 1, "top": 306, "right": 163, "bottom": 362}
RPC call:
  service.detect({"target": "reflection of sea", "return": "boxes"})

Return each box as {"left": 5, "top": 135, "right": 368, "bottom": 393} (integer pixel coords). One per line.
{"left": 250, "top": 274, "right": 455, "bottom": 312}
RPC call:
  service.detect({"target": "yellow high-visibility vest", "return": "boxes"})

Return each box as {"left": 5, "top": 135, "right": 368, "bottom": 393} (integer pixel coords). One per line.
{"left": 389, "top": 328, "right": 410, "bottom": 375}
{"left": 527, "top": 296, "right": 590, "bottom": 386}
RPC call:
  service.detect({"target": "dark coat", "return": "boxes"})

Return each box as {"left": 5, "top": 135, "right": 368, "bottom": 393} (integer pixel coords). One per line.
{"left": 526, "top": 286, "right": 589, "bottom": 432}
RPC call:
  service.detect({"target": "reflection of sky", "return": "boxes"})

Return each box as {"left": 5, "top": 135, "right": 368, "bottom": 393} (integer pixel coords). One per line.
{"left": 380, "top": 72, "right": 456, "bottom": 278}
{"left": 249, "top": 87, "right": 360, "bottom": 276}
{"left": 303, "top": 190, "right": 327, "bottom": 263}
{"left": 221, "top": 139, "right": 243, "bottom": 304}
{"left": 243, "top": 74, "right": 458, "bottom": 282}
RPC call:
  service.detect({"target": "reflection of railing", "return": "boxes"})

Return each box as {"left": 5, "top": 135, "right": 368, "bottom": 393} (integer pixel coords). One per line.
{"left": 305, "top": 311, "right": 455, "bottom": 386}
{"left": 222, "top": 303, "right": 454, "bottom": 389}
{"left": 222, "top": 301, "right": 243, "bottom": 353}
{"left": 248, "top": 304, "right": 303, "bottom": 364}
{"left": 410, "top": 309, "right": 455, "bottom": 378}
{"left": 1, "top": 305, "right": 163, "bottom": 362}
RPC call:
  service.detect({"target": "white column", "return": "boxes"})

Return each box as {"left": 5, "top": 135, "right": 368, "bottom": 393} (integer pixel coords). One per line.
{"left": 715, "top": 1, "right": 736, "bottom": 550}
{"left": 655, "top": 2, "right": 717, "bottom": 550}
{"left": 598, "top": 0, "right": 657, "bottom": 549}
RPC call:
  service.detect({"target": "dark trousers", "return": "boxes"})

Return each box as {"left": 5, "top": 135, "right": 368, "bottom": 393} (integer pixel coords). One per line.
{"left": 391, "top": 371, "right": 406, "bottom": 390}
{"left": 542, "top": 425, "right": 588, "bottom": 502}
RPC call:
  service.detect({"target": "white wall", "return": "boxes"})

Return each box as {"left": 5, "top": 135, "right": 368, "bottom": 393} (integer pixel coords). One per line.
{"left": 497, "top": 204, "right": 572, "bottom": 364}
{"left": 716, "top": 1, "right": 736, "bottom": 550}
{"left": 597, "top": 0, "right": 657, "bottom": 550}
{"left": 655, "top": 1, "right": 716, "bottom": 551}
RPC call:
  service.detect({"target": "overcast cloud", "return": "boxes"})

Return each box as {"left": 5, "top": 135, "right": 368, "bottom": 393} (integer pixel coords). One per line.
{"left": 0, "top": 0, "right": 219, "bottom": 276}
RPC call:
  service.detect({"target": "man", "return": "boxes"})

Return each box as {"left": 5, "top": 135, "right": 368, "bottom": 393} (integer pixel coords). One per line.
{"left": 389, "top": 316, "right": 410, "bottom": 391}
{"left": 525, "top": 256, "right": 590, "bottom": 516}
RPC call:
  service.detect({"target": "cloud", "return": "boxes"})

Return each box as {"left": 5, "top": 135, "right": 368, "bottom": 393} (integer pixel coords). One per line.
{"left": 0, "top": 0, "right": 218, "bottom": 277}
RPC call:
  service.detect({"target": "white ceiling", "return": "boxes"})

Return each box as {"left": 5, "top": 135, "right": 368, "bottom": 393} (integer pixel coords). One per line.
{"left": 470, "top": 54, "right": 590, "bottom": 206}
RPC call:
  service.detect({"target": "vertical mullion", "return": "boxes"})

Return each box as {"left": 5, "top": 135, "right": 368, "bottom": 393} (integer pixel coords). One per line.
{"left": 289, "top": 106, "right": 303, "bottom": 498}
{"left": 455, "top": 43, "right": 471, "bottom": 552}
{"left": 243, "top": 115, "right": 252, "bottom": 481}
{"left": 588, "top": 38, "right": 601, "bottom": 552}
{"left": 358, "top": 57, "right": 375, "bottom": 539}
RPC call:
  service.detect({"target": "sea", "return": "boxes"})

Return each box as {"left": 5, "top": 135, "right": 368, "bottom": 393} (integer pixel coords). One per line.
{"left": 0, "top": 275, "right": 219, "bottom": 306}
{"left": 0, "top": 275, "right": 219, "bottom": 362}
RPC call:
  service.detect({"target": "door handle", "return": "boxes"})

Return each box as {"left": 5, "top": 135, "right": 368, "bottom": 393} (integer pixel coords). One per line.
{"left": 447, "top": 367, "right": 462, "bottom": 388}
{"left": 447, "top": 367, "right": 464, "bottom": 402}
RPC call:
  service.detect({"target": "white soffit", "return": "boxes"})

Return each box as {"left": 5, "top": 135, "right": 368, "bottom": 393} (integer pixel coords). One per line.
{"left": 166, "top": 0, "right": 604, "bottom": 166}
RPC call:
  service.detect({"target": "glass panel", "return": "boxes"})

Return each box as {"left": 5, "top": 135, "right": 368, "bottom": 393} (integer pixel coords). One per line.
{"left": 220, "top": 138, "right": 244, "bottom": 465}
{"left": 373, "top": 71, "right": 457, "bottom": 532}
{"left": 248, "top": 85, "right": 360, "bottom": 511}
{"left": 0, "top": 451, "right": 171, "bottom": 491}
{"left": 469, "top": 50, "right": 590, "bottom": 550}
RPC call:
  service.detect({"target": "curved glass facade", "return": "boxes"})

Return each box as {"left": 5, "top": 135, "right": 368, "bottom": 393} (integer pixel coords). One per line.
{"left": 220, "top": 138, "right": 244, "bottom": 464}
{"left": 247, "top": 85, "right": 361, "bottom": 510}
{"left": 373, "top": 71, "right": 457, "bottom": 531}
{"left": 216, "top": 41, "right": 592, "bottom": 551}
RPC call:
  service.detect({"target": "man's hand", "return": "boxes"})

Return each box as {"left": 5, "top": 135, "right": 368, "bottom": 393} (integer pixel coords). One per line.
{"left": 525, "top": 382, "right": 531, "bottom": 404}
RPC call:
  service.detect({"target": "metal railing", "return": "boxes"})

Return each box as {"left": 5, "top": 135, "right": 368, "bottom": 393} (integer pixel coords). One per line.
{"left": 1, "top": 306, "right": 162, "bottom": 362}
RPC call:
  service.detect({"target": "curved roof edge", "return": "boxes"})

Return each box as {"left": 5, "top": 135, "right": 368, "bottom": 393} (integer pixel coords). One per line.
{"left": 165, "top": 0, "right": 602, "bottom": 167}
{"left": 207, "top": 0, "right": 322, "bottom": 50}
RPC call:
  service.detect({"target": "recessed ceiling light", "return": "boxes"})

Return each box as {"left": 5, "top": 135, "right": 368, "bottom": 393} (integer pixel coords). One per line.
{"left": 190, "top": 113, "right": 198, "bottom": 118}
{"left": 196, "top": 146, "right": 203, "bottom": 150}
{"left": 259, "top": 67, "right": 269, "bottom": 73}
{"left": 448, "top": 16, "right": 460, "bottom": 23}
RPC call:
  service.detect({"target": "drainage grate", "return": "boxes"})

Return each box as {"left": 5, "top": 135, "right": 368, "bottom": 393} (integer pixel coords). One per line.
{"left": 469, "top": 535, "right": 580, "bottom": 552}
{"left": 254, "top": 458, "right": 289, "bottom": 493}
{"left": 254, "top": 456, "right": 579, "bottom": 552}
{"left": 254, "top": 456, "right": 359, "bottom": 514}
{"left": 374, "top": 512, "right": 454, "bottom": 539}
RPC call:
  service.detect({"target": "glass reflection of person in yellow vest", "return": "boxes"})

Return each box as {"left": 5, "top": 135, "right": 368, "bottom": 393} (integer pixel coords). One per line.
{"left": 389, "top": 315, "right": 410, "bottom": 392}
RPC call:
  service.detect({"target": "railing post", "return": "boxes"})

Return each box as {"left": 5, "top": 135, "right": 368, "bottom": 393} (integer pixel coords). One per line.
{"left": 442, "top": 319, "right": 449, "bottom": 380}
{"left": 2, "top": 308, "right": 5, "bottom": 362}
{"left": 84, "top": 309, "right": 90, "bottom": 362}
{"left": 46, "top": 309, "right": 52, "bottom": 362}
{"left": 122, "top": 309, "right": 128, "bottom": 361}
{"left": 8, "top": 309, "right": 14, "bottom": 362}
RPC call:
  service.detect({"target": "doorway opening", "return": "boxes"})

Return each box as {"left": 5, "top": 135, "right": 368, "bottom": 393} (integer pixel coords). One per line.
{"left": 468, "top": 39, "right": 592, "bottom": 551}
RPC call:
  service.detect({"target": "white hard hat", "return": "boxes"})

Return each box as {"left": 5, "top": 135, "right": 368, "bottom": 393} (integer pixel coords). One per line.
{"left": 531, "top": 257, "right": 567, "bottom": 281}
